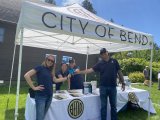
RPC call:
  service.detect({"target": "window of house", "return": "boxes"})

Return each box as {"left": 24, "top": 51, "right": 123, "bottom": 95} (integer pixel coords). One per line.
{"left": 0, "top": 28, "right": 5, "bottom": 43}
{"left": 62, "top": 56, "right": 72, "bottom": 64}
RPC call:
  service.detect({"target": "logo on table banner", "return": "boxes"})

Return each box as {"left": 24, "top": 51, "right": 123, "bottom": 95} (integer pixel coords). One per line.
{"left": 68, "top": 99, "right": 84, "bottom": 119}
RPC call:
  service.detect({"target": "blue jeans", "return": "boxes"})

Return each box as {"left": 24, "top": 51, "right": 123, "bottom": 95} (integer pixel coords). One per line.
{"left": 100, "top": 86, "right": 117, "bottom": 120}
{"left": 35, "top": 95, "right": 52, "bottom": 120}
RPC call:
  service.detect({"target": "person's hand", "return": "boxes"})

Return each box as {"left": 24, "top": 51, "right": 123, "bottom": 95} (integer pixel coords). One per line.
{"left": 121, "top": 83, "right": 125, "bottom": 91}
{"left": 63, "top": 74, "right": 71, "bottom": 82}
{"left": 33, "top": 85, "right": 45, "bottom": 91}
{"left": 67, "top": 74, "right": 71, "bottom": 79}
{"left": 74, "top": 70, "right": 80, "bottom": 74}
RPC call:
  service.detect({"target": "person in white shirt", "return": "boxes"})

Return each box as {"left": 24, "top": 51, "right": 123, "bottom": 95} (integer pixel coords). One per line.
{"left": 158, "top": 71, "right": 160, "bottom": 90}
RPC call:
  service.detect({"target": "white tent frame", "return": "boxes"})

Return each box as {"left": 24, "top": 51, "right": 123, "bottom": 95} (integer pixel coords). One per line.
{"left": 12, "top": 1, "right": 154, "bottom": 120}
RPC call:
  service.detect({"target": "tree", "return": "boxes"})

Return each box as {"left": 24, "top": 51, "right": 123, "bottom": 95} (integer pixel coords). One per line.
{"left": 82, "top": 0, "right": 96, "bottom": 14}
{"left": 110, "top": 18, "right": 114, "bottom": 23}
{"left": 112, "top": 42, "right": 160, "bottom": 62}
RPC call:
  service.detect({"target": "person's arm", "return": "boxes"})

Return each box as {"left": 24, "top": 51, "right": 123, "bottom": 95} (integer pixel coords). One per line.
{"left": 117, "top": 70, "right": 125, "bottom": 91}
{"left": 53, "top": 76, "right": 68, "bottom": 83}
{"left": 67, "top": 75, "right": 71, "bottom": 90}
{"left": 24, "top": 69, "right": 44, "bottom": 91}
{"left": 58, "top": 74, "right": 63, "bottom": 78}
{"left": 56, "top": 73, "right": 71, "bottom": 89}
{"left": 78, "top": 68, "right": 94, "bottom": 74}
{"left": 52, "top": 67, "right": 68, "bottom": 83}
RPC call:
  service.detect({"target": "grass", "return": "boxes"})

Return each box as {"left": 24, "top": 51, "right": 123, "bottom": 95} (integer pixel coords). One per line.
{"left": 0, "top": 83, "right": 28, "bottom": 120}
{"left": 118, "top": 83, "right": 160, "bottom": 120}
{"left": 0, "top": 82, "right": 160, "bottom": 120}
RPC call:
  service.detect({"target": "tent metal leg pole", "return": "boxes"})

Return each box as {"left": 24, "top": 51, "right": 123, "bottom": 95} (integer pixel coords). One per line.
{"left": 14, "top": 28, "right": 24, "bottom": 120}
{"left": 148, "top": 48, "right": 153, "bottom": 120}
{"left": 6, "top": 42, "right": 17, "bottom": 109}
{"left": 85, "top": 46, "right": 89, "bottom": 82}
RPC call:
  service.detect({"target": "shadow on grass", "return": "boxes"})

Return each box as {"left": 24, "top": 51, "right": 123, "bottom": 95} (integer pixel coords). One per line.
{"left": 0, "top": 85, "right": 29, "bottom": 94}
{"left": 5, "top": 108, "right": 25, "bottom": 120}
{"left": 118, "top": 108, "right": 148, "bottom": 120}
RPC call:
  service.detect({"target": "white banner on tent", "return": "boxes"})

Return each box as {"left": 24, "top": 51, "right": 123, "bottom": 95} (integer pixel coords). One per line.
{"left": 15, "top": 1, "right": 153, "bottom": 55}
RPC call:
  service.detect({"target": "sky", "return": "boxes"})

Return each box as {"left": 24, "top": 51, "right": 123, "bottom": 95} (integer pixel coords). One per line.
{"left": 54, "top": 0, "right": 160, "bottom": 47}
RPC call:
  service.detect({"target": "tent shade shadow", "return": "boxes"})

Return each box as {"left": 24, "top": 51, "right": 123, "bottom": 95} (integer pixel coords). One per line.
{"left": 5, "top": 108, "right": 25, "bottom": 120}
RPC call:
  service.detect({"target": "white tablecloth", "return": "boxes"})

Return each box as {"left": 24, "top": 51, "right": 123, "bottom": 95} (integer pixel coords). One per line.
{"left": 25, "top": 87, "right": 156, "bottom": 120}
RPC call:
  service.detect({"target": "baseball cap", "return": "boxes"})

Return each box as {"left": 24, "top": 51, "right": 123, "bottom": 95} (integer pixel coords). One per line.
{"left": 69, "top": 58, "right": 75, "bottom": 64}
{"left": 100, "top": 48, "right": 107, "bottom": 55}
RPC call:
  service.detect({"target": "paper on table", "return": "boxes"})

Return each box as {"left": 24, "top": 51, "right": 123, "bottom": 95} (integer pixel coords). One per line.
{"left": 53, "top": 94, "right": 68, "bottom": 100}
{"left": 69, "top": 93, "right": 83, "bottom": 97}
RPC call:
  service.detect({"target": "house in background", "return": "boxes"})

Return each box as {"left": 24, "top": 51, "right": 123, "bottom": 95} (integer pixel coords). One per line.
{"left": 0, "top": 0, "right": 99, "bottom": 83}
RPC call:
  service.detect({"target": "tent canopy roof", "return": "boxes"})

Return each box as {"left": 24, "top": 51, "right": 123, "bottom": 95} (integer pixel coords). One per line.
{"left": 16, "top": 1, "right": 153, "bottom": 55}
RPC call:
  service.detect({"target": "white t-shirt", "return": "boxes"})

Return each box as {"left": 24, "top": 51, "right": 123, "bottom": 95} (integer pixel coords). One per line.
{"left": 158, "top": 73, "right": 160, "bottom": 79}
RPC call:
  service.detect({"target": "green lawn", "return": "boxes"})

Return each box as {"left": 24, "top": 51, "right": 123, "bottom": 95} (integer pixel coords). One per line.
{"left": 118, "top": 83, "right": 160, "bottom": 120}
{"left": 0, "top": 83, "right": 160, "bottom": 120}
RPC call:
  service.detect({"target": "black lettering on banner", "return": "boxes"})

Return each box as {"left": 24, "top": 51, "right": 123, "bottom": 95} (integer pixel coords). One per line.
{"left": 135, "top": 34, "right": 141, "bottom": 44}
{"left": 79, "top": 20, "right": 88, "bottom": 34}
{"left": 120, "top": 30, "right": 127, "bottom": 41}
{"left": 108, "top": 27, "right": 114, "bottom": 38}
{"left": 60, "top": 15, "right": 63, "bottom": 30}
{"left": 142, "top": 35, "right": 148, "bottom": 45}
{"left": 128, "top": 32, "right": 133, "bottom": 43}
{"left": 42, "top": 12, "right": 57, "bottom": 28}
{"left": 95, "top": 25, "right": 106, "bottom": 37}
{"left": 66, "top": 16, "right": 76, "bottom": 32}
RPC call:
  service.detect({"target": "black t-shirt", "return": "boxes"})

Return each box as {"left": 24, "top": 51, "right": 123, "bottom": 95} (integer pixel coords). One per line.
{"left": 34, "top": 65, "right": 53, "bottom": 96}
{"left": 68, "top": 66, "right": 84, "bottom": 89}
{"left": 55, "top": 70, "right": 69, "bottom": 90}
{"left": 92, "top": 58, "right": 120, "bottom": 87}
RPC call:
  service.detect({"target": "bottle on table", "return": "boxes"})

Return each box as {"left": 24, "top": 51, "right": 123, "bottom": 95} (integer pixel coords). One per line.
{"left": 53, "top": 84, "right": 56, "bottom": 93}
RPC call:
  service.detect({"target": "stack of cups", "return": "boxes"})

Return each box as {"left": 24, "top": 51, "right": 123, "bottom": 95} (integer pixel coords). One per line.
{"left": 91, "top": 81, "right": 97, "bottom": 93}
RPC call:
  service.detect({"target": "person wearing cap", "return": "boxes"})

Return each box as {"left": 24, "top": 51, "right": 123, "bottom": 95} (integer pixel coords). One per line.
{"left": 77, "top": 48, "right": 125, "bottom": 120}
{"left": 158, "top": 71, "right": 160, "bottom": 90}
{"left": 143, "top": 66, "right": 149, "bottom": 80}
{"left": 68, "top": 58, "right": 84, "bottom": 90}
{"left": 55, "top": 63, "right": 69, "bottom": 90}
{"left": 24, "top": 54, "right": 69, "bottom": 120}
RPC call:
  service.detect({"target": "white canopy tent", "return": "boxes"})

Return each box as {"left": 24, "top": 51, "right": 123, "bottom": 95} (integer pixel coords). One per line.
{"left": 13, "top": 1, "right": 154, "bottom": 120}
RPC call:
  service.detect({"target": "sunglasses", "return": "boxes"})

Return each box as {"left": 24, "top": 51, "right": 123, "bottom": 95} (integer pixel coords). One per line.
{"left": 47, "top": 58, "right": 54, "bottom": 63}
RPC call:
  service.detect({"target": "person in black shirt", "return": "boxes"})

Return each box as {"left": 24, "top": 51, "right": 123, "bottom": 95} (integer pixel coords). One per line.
{"left": 158, "top": 71, "right": 160, "bottom": 90}
{"left": 24, "top": 54, "right": 69, "bottom": 120}
{"left": 143, "top": 66, "right": 149, "bottom": 80}
{"left": 77, "top": 48, "right": 125, "bottom": 120}
{"left": 68, "top": 58, "right": 84, "bottom": 90}
{"left": 55, "top": 63, "right": 69, "bottom": 90}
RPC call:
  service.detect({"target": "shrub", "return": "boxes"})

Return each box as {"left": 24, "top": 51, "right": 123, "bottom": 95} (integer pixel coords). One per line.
{"left": 119, "top": 58, "right": 160, "bottom": 81}
{"left": 119, "top": 58, "right": 146, "bottom": 75}
{"left": 128, "top": 72, "right": 145, "bottom": 83}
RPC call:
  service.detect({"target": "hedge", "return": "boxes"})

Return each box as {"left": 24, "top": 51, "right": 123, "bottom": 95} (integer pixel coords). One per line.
{"left": 128, "top": 72, "right": 145, "bottom": 83}
{"left": 118, "top": 58, "right": 160, "bottom": 81}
